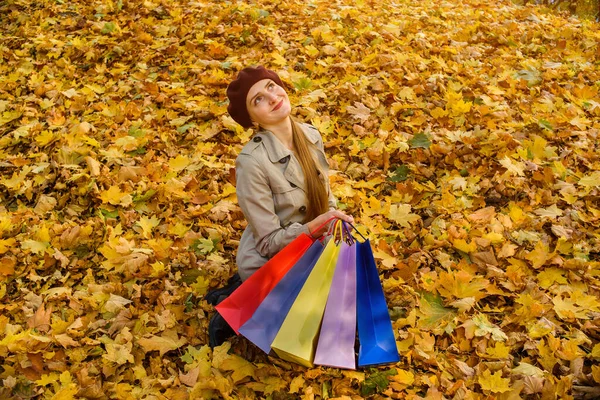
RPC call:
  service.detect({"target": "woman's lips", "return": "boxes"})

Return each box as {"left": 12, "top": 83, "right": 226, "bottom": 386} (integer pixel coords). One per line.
{"left": 272, "top": 100, "right": 283, "bottom": 111}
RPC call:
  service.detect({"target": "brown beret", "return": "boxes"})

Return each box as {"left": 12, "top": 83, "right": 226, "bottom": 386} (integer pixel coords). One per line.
{"left": 226, "top": 66, "right": 284, "bottom": 129}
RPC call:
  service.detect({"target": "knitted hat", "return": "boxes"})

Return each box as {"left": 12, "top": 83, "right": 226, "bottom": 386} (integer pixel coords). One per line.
{"left": 226, "top": 66, "right": 284, "bottom": 128}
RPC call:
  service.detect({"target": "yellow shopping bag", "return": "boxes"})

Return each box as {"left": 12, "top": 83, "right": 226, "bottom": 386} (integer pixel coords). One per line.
{"left": 271, "top": 221, "right": 344, "bottom": 367}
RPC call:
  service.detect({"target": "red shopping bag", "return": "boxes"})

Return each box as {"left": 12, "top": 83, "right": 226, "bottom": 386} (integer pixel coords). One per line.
{"left": 216, "top": 218, "right": 335, "bottom": 334}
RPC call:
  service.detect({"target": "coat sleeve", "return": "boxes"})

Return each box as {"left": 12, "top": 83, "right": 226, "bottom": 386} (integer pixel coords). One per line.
{"left": 235, "top": 153, "right": 311, "bottom": 259}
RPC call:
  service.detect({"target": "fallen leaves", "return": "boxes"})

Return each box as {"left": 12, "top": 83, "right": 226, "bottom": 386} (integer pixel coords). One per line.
{"left": 0, "top": 0, "right": 599, "bottom": 398}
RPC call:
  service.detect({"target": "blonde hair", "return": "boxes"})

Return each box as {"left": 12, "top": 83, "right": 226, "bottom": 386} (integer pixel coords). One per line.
{"left": 291, "top": 120, "right": 328, "bottom": 222}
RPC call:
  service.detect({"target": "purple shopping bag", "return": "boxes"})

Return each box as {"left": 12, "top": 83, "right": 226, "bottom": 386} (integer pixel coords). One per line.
{"left": 314, "top": 240, "right": 357, "bottom": 369}
{"left": 238, "top": 240, "right": 324, "bottom": 354}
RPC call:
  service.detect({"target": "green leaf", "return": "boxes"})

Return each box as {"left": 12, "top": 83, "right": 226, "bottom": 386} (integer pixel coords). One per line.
{"left": 513, "top": 68, "right": 542, "bottom": 87}
{"left": 360, "top": 369, "right": 397, "bottom": 396}
{"left": 100, "top": 209, "right": 119, "bottom": 219}
{"left": 133, "top": 189, "right": 156, "bottom": 204}
{"left": 128, "top": 125, "right": 145, "bottom": 138}
{"left": 177, "top": 123, "right": 196, "bottom": 134}
{"left": 293, "top": 77, "right": 312, "bottom": 91}
{"left": 190, "top": 238, "right": 215, "bottom": 255}
{"left": 389, "top": 165, "right": 410, "bottom": 182}
{"left": 408, "top": 133, "right": 431, "bottom": 149}
{"left": 538, "top": 119, "right": 553, "bottom": 131}
{"left": 417, "top": 292, "right": 457, "bottom": 331}
{"left": 102, "top": 22, "right": 116, "bottom": 34}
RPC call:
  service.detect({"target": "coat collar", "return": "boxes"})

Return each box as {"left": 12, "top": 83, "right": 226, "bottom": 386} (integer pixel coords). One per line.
{"left": 255, "top": 122, "right": 319, "bottom": 164}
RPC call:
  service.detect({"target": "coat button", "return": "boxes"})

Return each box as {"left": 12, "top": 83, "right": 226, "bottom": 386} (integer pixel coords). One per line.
{"left": 253, "top": 136, "right": 262, "bottom": 143}
{"left": 299, "top": 205, "right": 307, "bottom": 214}
{"left": 279, "top": 156, "right": 289, "bottom": 164}
{"left": 290, "top": 182, "right": 297, "bottom": 188}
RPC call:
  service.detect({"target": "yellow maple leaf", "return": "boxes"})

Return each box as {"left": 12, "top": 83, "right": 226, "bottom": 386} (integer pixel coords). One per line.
{"left": 0, "top": 238, "right": 17, "bottom": 254}
{"left": 102, "top": 294, "right": 132, "bottom": 313}
{"left": 438, "top": 270, "right": 489, "bottom": 300}
{"left": 512, "top": 362, "right": 544, "bottom": 377}
{"left": 534, "top": 204, "right": 563, "bottom": 219}
{"left": 169, "top": 155, "right": 190, "bottom": 172}
{"left": 373, "top": 250, "right": 397, "bottom": 269}
{"left": 36, "top": 373, "right": 59, "bottom": 387}
{"left": 525, "top": 241, "right": 551, "bottom": 269}
{"left": 137, "top": 333, "right": 187, "bottom": 356}
{"left": 591, "top": 343, "right": 600, "bottom": 359}
{"left": 150, "top": 261, "right": 166, "bottom": 277}
{"left": 35, "top": 130, "right": 56, "bottom": 146}
{"left": 391, "top": 369, "right": 415, "bottom": 385}
{"left": 304, "top": 44, "right": 320, "bottom": 57}
{"left": 553, "top": 296, "right": 588, "bottom": 320}
{"left": 537, "top": 268, "right": 567, "bottom": 289}
{"left": 219, "top": 354, "right": 256, "bottom": 383}
{"left": 21, "top": 239, "right": 50, "bottom": 255}
{"left": 103, "top": 343, "right": 134, "bottom": 365}
{"left": 137, "top": 215, "right": 161, "bottom": 238}
{"left": 398, "top": 87, "right": 416, "bottom": 101}
{"left": 289, "top": 376, "right": 305, "bottom": 394}
{"left": 578, "top": 171, "right": 600, "bottom": 188}
{"left": 478, "top": 370, "right": 511, "bottom": 393}
{"left": 571, "top": 290, "right": 600, "bottom": 311}
{"left": 0, "top": 110, "right": 22, "bottom": 126}
{"left": 446, "top": 90, "right": 472, "bottom": 116}
{"left": 483, "top": 232, "right": 504, "bottom": 244}
{"left": 388, "top": 204, "right": 420, "bottom": 227}
{"left": 35, "top": 225, "right": 51, "bottom": 242}
{"left": 168, "top": 222, "right": 190, "bottom": 237}
{"left": 100, "top": 185, "right": 132, "bottom": 206}
{"left": 486, "top": 342, "right": 510, "bottom": 359}
{"left": 430, "top": 107, "right": 448, "bottom": 119}
{"left": 452, "top": 238, "right": 477, "bottom": 254}
{"left": 191, "top": 276, "right": 209, "bottom": 296}
{"left": 499, "top": 156, "right": 525, "bottom": 177}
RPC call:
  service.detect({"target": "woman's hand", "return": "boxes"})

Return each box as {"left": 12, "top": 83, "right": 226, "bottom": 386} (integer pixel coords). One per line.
{"left": 307, "top": 210, "right": 354, "bottom": 238}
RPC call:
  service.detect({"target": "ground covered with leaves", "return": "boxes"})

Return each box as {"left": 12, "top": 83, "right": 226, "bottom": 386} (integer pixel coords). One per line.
{"left": 1, "top": 0, "right": 600, "bottom": 398}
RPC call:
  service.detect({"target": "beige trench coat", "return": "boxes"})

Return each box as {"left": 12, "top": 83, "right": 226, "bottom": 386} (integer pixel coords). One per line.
{"left": 235, "top": 123, "right": 336, "bottom": 281}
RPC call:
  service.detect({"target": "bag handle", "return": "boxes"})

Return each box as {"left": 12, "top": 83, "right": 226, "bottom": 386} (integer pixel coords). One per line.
{"left": 341, "top": 221, "right": 355, "bottom": 245}
{"left": 344, "top": 221, "right": 368, "bottom": 242}
{"left": 309, "top": 216, "right": 337, "bottom": 238}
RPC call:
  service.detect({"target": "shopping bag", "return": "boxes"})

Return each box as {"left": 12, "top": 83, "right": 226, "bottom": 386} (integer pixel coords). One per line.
{"left": 238, "top": 239, "right": 324, "bottom": 354}
{"left": 215, "top": 233, "right": 313, "bottom": 334}
{"left": 271, "top": 221, "right": 343, "bottom": 367}
{"left": 216, "top": 217, "right": 336, "bottom": 334}
{"left": 356, "top": 238, "right": 400, "bottom": 366}
{"left": 313, "top": 236, "right": 357, "bottom": 369}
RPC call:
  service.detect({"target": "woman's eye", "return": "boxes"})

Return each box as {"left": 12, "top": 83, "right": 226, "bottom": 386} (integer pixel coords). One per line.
{"left": 255, "top": 96, "right": 262, "bottom": 105}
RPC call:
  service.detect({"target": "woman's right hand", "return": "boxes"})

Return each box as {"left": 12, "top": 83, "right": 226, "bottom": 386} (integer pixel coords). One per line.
{"left": 307, "top": 210, "right": 354, "bottom": 238}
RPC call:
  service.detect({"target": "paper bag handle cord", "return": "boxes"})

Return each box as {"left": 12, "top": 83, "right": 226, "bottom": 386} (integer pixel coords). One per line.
{"left": 309, "top": 216, "right": 337, "bottom": 237}
{"left": 345, "top": 221, "right": 367, "bottom": 241}
{"left": 341, "top": 221, "right": 355, "bottom": 245}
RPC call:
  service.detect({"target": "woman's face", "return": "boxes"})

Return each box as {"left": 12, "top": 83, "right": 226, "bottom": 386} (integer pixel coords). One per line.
{"left": 246, "top": 79, "right": 291, "bottom": 127}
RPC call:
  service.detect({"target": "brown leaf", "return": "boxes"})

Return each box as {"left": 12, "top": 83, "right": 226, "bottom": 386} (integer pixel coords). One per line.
{"left": 27, "top": 303, "right": 52, "bottom": 333}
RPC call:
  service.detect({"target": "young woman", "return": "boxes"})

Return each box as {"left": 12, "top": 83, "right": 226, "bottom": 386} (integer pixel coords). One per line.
{"left": 208, "top": 66, "right": 353, "bottom": 347}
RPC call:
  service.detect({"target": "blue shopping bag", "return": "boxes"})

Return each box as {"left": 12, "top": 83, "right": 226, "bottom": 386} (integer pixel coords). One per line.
{"left": 238, "top": 240, "right": 324, "bottom": 354}
{"left": 356, "top": 238, "right": 400, "bottom": 367}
